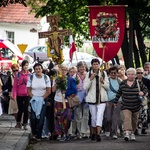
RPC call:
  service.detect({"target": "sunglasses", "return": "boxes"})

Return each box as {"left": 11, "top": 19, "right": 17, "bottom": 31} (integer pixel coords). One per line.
{"left": 137, "top": 72, "right": 143, "bottom": 74}
{"left": 13, "top": 70, "right": 18, "bottom": 72}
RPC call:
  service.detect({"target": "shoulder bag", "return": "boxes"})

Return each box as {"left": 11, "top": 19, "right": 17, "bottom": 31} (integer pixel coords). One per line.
{"left": 137, "top": 80, "right": 148, "bottom": 106}
{"left": 67, "top": 77, "right": 80, "bottom": 108}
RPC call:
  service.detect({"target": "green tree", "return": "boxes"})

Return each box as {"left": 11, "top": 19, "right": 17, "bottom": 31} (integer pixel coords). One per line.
{"left": 27, "top": 0, "right": 150, "bottom": 68}
{"left": 1, "top": 0, "right": 150, "bottom": 68}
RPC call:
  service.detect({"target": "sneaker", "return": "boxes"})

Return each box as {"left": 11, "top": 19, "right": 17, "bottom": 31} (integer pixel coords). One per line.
{"left": 56, "top": 135, "right": 61, "bottom": 140}
{"left": 66, "top": 135, "right": 70, "bottom": 141}
{"left": 91, "top": 134, "right": 96, "bottom": 141}
{"left": 134, "top": 129, "right": 139, "bottom": 135}
{"left": 23, "top": 124, "right": 28, "bottom": 130}
{"left": 105, "top": 132, "right": 110, "bottom": 138}
{"left": 15, "top": 123, "right": 22, "bottom": 129}
{"left": 124, "top": 133, "right": 130, "bottom": 141}
{"left": 78, "top": 135, "right": 82, "bottom": 139}
{"left": 141, "top": 129, "right": 147, "bottom": 134}
{"left": 96, "top": 135, "right": 101, "bottom": 142}
{"left": 73, "top": 135, "right": 78, "bottom": 140}
{"left": 112, "top": 135, "right": 118, "bottom": 139}
{"left": 31, "top": 135, "right": 36, "bottom": 140}
{"left": 59, "top": 137, "right": 66, "bottom": 142}
{"left": 82, "top": 134, "right": 88, "bottom": 139}
{"left": 130, "top": 134, "right": 136, "bottom": 141}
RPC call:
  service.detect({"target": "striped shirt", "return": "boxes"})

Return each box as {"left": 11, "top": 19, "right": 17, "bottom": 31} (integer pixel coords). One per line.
{"left": 114, "top": 79, "right": 148, "bottom": 112}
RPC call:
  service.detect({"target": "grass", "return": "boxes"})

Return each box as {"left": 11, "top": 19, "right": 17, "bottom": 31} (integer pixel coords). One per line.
{"left": 26, "top": 144, "right": 34, "bottom": 150}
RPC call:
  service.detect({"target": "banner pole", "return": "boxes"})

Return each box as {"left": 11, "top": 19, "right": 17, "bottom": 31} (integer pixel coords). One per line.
{"left": 98, "top": 43, "right": 106, "bottom": 104}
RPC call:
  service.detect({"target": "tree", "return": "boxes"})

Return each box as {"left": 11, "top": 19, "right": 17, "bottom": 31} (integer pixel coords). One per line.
{"left": 2, "top": 0, "right": 149, "bottom": 68}
{"left": 27, "top": 0, "right": 150, "bottom": 68}
{"left": 0, "top": 0, "right": 27, "bottom": 7}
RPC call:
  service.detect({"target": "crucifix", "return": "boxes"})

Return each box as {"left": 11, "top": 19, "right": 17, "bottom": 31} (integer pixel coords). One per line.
{"left": 39, "top": 15, "right": 72, "bottom": 56}
{"left": 47, "top": 14, "right": 60, "bottom": 29}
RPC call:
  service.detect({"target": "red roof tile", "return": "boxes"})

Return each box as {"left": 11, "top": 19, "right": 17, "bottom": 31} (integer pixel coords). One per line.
{"left": 0, "top": 4, "right": 41, "bottom": 24}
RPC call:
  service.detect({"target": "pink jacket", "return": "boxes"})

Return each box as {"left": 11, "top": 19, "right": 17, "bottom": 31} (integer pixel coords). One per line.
{"left": 12, "top": 71, "right": 30, "bottom": 99}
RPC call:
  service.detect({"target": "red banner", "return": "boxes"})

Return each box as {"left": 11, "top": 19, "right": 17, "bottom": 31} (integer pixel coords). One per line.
{"left": 89, "top": 6, "right": 125, "bottom": 62}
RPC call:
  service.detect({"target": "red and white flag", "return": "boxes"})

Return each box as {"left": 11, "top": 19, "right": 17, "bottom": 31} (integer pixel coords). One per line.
{"left": 69, "top": 35, "right": 76, "bottom": 62}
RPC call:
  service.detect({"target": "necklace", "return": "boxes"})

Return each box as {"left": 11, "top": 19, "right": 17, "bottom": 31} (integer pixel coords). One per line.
{"left": 77, "top": 72, "right": 86, "bottom": 83}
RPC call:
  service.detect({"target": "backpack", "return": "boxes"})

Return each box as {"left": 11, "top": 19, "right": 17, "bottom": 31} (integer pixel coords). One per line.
{"left": 0, "top": 75, "right": 9, "bottom": 91}
{"left": 16, "top": 72, "right": 48, "bottom": 87}
{"left": 29, "top": 73, "right": 48, "bottom": 87}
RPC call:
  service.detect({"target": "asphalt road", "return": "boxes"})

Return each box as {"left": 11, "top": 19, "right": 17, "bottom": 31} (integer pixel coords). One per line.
{"left": 30, "top": 134, "right": 150, "bottom": 150}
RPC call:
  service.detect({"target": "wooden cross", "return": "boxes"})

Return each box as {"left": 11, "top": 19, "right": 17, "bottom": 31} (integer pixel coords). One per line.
{"left": 47, "top": 14, "right": 60, "bottom": 29}
{"left": 39, "top": 15, "right": 72, "bottom": 56}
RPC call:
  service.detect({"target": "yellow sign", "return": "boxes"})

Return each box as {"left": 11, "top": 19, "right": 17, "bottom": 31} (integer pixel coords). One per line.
{"left": 17, "top": 44, "right": 28, "bottom": 54}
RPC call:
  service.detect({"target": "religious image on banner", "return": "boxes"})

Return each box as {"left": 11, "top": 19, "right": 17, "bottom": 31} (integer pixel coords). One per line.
{"left": 92, "top": 12, "right": 120, "bottom": 43}
{"left": 89, "top": 6, "right": 125, "bottom": 62}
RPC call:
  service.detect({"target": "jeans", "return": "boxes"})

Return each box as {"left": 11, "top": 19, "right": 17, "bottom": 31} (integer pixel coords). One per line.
{"left": 30, "top": 102, "right": 47, "bottom": 139}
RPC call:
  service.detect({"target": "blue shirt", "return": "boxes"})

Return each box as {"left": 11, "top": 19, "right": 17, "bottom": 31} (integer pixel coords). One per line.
{"left": 65, "top": 75, "right": 77, "bottom": 98}
{"left": 107, "top": 78, "right": 119, "bottom": 101}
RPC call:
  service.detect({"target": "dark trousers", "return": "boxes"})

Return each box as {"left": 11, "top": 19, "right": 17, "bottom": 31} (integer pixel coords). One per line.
{"left": 30, "top": 103, "right": 47, "bottom": 139}
{"left": 104, "top": 101, "right": 122, "bottom": 135}
{"left": 17, "top": 96, "right": 29, "bottom": 124}
{"left": 46, "top": 104, "right": 54, "bottom": 134}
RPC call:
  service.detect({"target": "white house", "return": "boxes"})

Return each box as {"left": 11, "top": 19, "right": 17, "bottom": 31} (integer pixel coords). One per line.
{"left": 0, "top": 4, "right": 49, "bottom": 51}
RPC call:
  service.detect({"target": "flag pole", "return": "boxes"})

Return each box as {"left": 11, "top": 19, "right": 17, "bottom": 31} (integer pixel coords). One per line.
{"left": 74, "top": 47, "right": 78, "bottom": 63}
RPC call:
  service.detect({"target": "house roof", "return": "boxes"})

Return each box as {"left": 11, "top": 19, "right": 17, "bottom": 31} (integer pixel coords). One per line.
{"left": 0, "top": 4, "right": 41, "bottom": 24}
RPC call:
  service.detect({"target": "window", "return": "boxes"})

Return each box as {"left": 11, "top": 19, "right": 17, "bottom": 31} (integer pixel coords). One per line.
{"left": 29, "top": 46, "right": 46, "bottom": 53}
{"left": 1, "top": 48, "right": 13, "bottom": 59}
{"left": 6, "top": 31, "right": 14, "bottom": 43}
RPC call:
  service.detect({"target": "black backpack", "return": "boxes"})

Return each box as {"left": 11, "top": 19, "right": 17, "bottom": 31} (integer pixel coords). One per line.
{"left": 0, "top": 75, "right": 9, "bottom": 91}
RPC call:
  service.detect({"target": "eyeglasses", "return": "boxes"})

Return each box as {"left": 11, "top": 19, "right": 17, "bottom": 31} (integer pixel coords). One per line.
{"left": 13, "top": 70, "right": 18, "bottom": 72}
{"left": 137, "top": 72, "right": 143, "bottom": 74}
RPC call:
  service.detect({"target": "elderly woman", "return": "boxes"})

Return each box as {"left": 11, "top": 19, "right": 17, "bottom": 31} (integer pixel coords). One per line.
{"left": 27, "top": 63, "right": 50, "bottom": 141}
{"left": 53, "top": 65, "right": 77, "bottom": 141}
{"left": 104, "top": 66, "right": 122, "bottom": 139}
{"left": 8, "top": 64, "right": 20, "bottom": 126}
{"left": 68, "top": 66, "right": 77, "bottom": 77}
{"left": 114, "top": 68, "right": 148, "bottom": 141}
{"left": 117, "top": 65, "right": 127, "bottom": 81}
{"left": 71, "top": 61, "right": 88, "bottom": 139}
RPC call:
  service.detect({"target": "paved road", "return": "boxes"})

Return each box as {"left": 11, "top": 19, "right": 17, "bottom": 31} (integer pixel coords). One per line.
{"left": 30, "top": 134, "right": 150, "bottom": 150}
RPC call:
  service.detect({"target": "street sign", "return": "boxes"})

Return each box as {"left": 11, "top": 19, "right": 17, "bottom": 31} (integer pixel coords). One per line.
{"left": 17, "top": 44, "right": 28, "bottom": 54}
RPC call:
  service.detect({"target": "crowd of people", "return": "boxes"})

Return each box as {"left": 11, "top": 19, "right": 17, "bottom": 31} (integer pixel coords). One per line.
{"left": 0, "top": 59, "right": 150, "bottom": 143}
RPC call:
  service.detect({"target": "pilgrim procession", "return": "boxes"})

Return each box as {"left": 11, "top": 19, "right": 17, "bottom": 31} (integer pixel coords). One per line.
{"left": 0, "top": 0, "right": 150, "bottom": 150}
